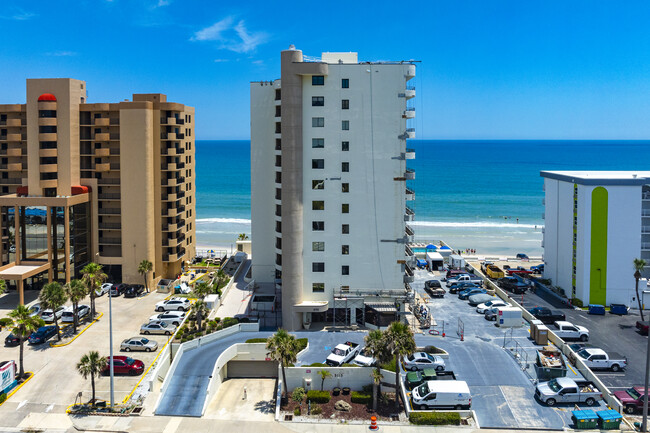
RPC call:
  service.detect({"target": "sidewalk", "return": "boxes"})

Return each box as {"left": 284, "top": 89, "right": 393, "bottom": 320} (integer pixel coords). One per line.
{"left": 215, "top": 260, "right": 253, "bottom": 318}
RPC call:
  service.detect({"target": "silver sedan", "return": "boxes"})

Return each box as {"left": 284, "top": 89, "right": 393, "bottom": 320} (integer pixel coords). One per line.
{"left": 140, "top": 320, "right": 176, "bottom": 335}
{"left": 120, "top": 337, "right": 159, "bottom": 352}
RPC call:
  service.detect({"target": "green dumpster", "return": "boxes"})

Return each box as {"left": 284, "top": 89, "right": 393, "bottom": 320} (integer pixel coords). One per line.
{"left": 572, "top": 410, "right": 598, "bottom": 429}
{"left": 597, "top": 409, "right": 622, "bottom": 430}
{"left": 405, "top": 368, "right": 437, "bottom": 389}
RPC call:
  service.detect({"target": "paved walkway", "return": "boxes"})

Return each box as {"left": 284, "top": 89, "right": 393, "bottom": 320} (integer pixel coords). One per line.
{"left": 215, "top": 260, "right": 253, "bottom": 318}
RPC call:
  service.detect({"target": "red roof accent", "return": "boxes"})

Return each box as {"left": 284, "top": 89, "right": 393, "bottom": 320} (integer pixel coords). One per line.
{"left": 17, "top": 186, "right": 28, "bottom": 197}
{"left": 71, "top": 185, "right": 91, "bottom": 195}
{"left": 38, "top": 93, "right": 57, "bottom": 102}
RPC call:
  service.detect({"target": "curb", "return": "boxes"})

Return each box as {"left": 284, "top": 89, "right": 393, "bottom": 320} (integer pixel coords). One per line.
{"left": 121, "top": 334, "right": 174, "bottom": 404}
{"left": 0, "top": 371, "right": 34, "bottom": 407}
{"left": 50, "top": 312, "right": 104, "bottom": 348}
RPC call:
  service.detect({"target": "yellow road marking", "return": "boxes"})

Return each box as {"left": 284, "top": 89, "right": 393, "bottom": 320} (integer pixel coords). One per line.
{"left": 0, "top": 371, "right": 34, "bottom": 407}
{"left": 49, "top": 312, "right": 104, "bottom": 348}
{"left": 121, "top": 334, "right": 174, "bottom": 404}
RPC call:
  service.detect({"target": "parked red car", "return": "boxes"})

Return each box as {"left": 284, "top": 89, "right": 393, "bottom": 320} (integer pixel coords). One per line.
{"left": 615, "top": 386, "right": 648, "bottom": 414}
{"left": 102, "top": 356, "right": 145, "bottom": 376}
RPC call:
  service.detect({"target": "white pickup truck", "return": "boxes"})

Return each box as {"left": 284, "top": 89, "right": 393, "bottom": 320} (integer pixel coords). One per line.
{"left": 446, "top": 274, "right": 483, "bottom": 287}
{"left": 326, "top": 341, "right": 361, "bottom": 366}
{"left": 535, "top": 377, "right": 602, "bottom": 407}
{"left": 575, "top": 348, "right": 627, "bottom": 372}
{"left": 551, "top": 321, "right": 589, "bottom": 341}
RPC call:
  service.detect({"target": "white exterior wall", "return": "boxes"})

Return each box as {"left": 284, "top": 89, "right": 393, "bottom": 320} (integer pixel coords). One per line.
{"left": 543, "top": 178, "right": 574, "bottom": 294}
{"left": 250, "top": 82, "right": 278, "bottom": 283}
{"left": 575, "top": 184, "right": 590, "bottom": 302}
{"left": 300, "top": 63, "right": 408, "bottom": 301}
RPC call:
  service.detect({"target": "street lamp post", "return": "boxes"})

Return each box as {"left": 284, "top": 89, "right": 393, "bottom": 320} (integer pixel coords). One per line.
{"left": 96, "top": 252, "right": 114, "bottom": 408}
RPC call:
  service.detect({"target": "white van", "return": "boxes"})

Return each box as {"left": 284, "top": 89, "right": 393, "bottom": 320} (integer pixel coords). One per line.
{"left": 411, "top": 380, "right": 471, "bottom": 410}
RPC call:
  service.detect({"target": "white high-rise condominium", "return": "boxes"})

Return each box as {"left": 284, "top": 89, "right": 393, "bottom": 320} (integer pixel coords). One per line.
{"left": 250, "top": 46, "right": 416, "bottom": 331}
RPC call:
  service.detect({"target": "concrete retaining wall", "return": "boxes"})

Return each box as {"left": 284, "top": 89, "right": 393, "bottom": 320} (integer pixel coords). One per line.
{"left": 284, "top": 366, "right": 396, "bottom": 393}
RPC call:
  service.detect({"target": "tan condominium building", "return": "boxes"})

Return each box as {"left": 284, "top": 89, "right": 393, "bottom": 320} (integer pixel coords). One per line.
{"left": 0, "top": 78, "right": 196, "bottom": 304}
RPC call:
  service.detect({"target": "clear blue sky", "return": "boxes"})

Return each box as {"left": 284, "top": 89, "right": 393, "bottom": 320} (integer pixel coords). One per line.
{"left": 1, "top": 0, "right": 649, "bottom": 140}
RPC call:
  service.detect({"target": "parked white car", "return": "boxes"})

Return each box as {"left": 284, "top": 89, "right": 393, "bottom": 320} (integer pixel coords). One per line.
{"left": 28, "top": 303, "right": 42, "bottom": 318}
{"left": 41, "top": 307, "right": 65, "bottom": 323}
{"left": 476, "top": 299, "right": 510, "bottom": 314}
{"left": 140, "top": 320, "right": 176, "bottom": 335}
{"left": 155, "top": 297, "right": 191, "bottom": 312}
{"left": 61, "top": 305, "right": 90, "bottom": 323}
{"left": 149, "top": 311, "right": 185, "bottom": 327}
{"left": 96, "top": 283, "right": 112, "bottom": 297}
{"left": 121, "top": 337, "right": 158, "bottom": 352}
{"left": 402, "top": 352, "right": 445, "bottom": 371}
{"left": 352, "top": 348, "right": 377, "bottom": 367}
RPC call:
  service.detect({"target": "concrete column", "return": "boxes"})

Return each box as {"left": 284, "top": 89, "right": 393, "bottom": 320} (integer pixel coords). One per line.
{"left": 46, "top": 206, "right": 53, "bottom": 282}
{"left": 14, "top": 206, "right": 20, "bottom": 265}
{"left": 64, "top": 206, "right": 70, "bottom": 283}
{"left": 17, "top": 279, "right": 24, "bottom": 306}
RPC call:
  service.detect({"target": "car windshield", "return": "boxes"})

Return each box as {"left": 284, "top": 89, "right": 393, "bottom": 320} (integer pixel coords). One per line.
{"left": 333, "top": 348, "right": 345, "bottom": 356}
{"left": 577, "top": 349, "right": 590, "bottom": 359}
{"left": 416, "top": 382, "right": 429, "bottom": 396}
{"left": 628, "top": 388, "right": 642, "bottom": 399}
{"left": 125, "top": 357, "right": 135, "bottom": 365}
{"left": 548, "top": 379, "right": 561, "bottom": 392}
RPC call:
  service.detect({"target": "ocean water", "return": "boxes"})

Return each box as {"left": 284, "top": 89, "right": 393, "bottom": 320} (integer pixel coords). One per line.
{"left": 195, "top": 140, "right": 650, "bottom": 255}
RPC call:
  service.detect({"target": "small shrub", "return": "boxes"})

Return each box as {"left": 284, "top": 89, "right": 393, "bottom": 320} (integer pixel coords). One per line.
{"left": 221, "top": 317, "right": 239, "bottom": 328}
{"left": 214, "top": 317, "right": 221, "bottom": 323}
{"left": 293, "top": 407, "right": 301, "bottom": 416}
{"left": 311, "top": 404, "right": 322, "bottom": 415}
{"left": 409, "top": 412, "right": 461, "bottom": 426}
{"left": 571, "top": 298, "right": 584, "bottom": 308}
{"left": 341, "top": 363, "right": 359, "bottom": 367}
{"left": 245, "top": 338, "right": 268, "bottom": 344}
{"left": 423, "top": 345, "right": 445, "bottom": 354}
{"left": 0, "top": 393, "right": 6, "bottom": 404}
{"left": 291, "top": 387, "right": 305, "bottom": 404}
{"left": 306, "top": 390, "right": 330, "bottom": 404}
{"left": 240, "top": 317, "right": 250, "bottom": 323}
{"left": 380, "top": 358, "right": 396, "bottom": 372}
{"left": 350, "top": 391, "right": 372, "bottom": 405}
{"left": 296, "top": 338, "right": 308, "bottom": 352}
{"left": 304, "top": 362, "right": 328, "bottom": 367}
{"left": 361, "top": 384, "right": 373, "bottom": 394}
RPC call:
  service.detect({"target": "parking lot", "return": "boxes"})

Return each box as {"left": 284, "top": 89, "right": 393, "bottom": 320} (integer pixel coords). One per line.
{"left": 0, "top": 287, "right": 172, "bottom": 428}
{"left": 413, "top": 269, "right": 607, "bottom": 429}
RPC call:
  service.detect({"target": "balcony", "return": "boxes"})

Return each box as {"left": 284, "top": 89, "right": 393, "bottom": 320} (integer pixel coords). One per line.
{"left": 38, "top": 133, "right": 57, "bottom": 142}
{"left": 405, "top": 188, "right": 415, "bottom": 201}
{"left": 164, "top": 193, "right": 177, "bottom": 202}
{"left": 164, "top": 223, "right": 177, "bottom": 232}
{"left": 39, "top": 148, "right": 57, "bottom": 158}
{"left": 642, "top": 243, "right": 650, "bottom": 251}
{"left": 405, "top": 148, "right": 415, "bottom": 159}
{"left": 162, "top": 133, "right": 177, "bottom": 140}
{"left": 406, "top": 128, "right": 415, "bottom": 139}
{"left": 405, "top": 86, "right": 416, "bottom": 99}
{"left": 405, "top": 244, "right": 414, "bottom": 257}
{"left": 6, "top": 119, "right": 22, "bottom": 127}
{"left": 99, "top": 237, "right": 122, "bottom": 245}
{"left": 404, "top": 263, "right": 415, "bottom": 283}
{"left": 405, "top": 168, "right": 415, "bottom": 180}
{"left": 94, "top": 118, "right": 110, "bottom": 126}
{"left": 405, "top": 206, "right": 415, "bottom": 222}
{"left": 39, "top": 179, "right": 57, "bottom": 188}
{"left": 177, "top": 162, "right": 185, "bottom": 169}
{"left": 643, "top": 226, "right": 650, "bottom": 234}
{"left": 163, "top": 163, "right": 177, "bottom": 171}
{"left": 39, "top": 164, "right": 58, "bottom": 173}
{"left": 98, "top": 208, "right": 121, "bottom": 215}
{"left": 95, "top": 148, "right": 110, "bottom": 157}
{"left": 99, "top": 222, "right": 121, "bottom": 230}
{"left": 95, "top": 132, "right": 110, "bottom": 141}
{"left": 166, "top": 117, "right": 177, "bottom": 125}
{"left": 38, "top": 117, "right": 57, "bottom": 126}
{"left": 403, "top": 108, "right": 415, "bottom": 119}
{"left": 164, "top": 207, "right": 180, "bottom": 217}
{"left": 405, "top": 64, "right": 416, "bottom": 79}
{"left": 0, "top": 178, "right": 23, "bottom": 185}
{"left": 405, "top": 224, "right": 415, "bottom": 242}
{"left": 95, "top": 163, "right": 110, "bottom": 172}
{"left": 643, "top": 209, "right": 650, "bottom": 217}
{"left": 98, "top": 193, "right": 121, "bottom": 200}
{"left": 7, "top": 148, "right": 22, "bottom": 157}
{"left": 8, "top": 163, "right": 23, "bottom": 171}
{"left": 164, "top": 177, "right": 178, "bottom": 187}
{"left": 98, "top": 177, "right": 120, "bottom": 185}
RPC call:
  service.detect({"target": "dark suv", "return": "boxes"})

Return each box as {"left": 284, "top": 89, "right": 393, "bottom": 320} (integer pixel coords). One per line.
{"left": 498, "top": 276, "right": 528, "bottom": 294}
{"left": 109, "top": 283, "right": 129, "bottom": 297}
{"left": 124, "top": 285, "right": 145, "bottom": 298}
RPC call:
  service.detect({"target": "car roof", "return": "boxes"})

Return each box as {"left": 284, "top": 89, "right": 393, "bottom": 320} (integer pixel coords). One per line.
{"left": 582, "top": 348, "right": 606, "bottom": 355}
{"left": 555, "top": 321, "right": 572, "bottom": 326}
{"left": 556, "top": 377, "right": 576, "bottom": 387}
{"left": 424, "top": 380, "right": 470, "bottom": 394}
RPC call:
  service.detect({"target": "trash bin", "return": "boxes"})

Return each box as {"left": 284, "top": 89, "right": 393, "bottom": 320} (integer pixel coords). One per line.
{"left": 572, "top": 410, "right": 598, "bottom": 429}
{"left": 530, "top": 319, "right": 543, "bottom": 341}
{"left": 535, "top": 325, "right": 549, "bottom": 346}
{"left": 610, "top": 304, "right": 629, "bottom": 315}
{"left": 588, "top": 304, "right": 606, "bottom": 315}
{"left": 597, "top": 409, "right": 622, "bottom": 430}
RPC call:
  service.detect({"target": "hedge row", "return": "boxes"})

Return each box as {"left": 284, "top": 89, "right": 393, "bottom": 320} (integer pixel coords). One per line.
{"left": 306, "top": 390, "right": 330, "bottom": 404}
{"left": 409, "top": 412, "right": 461, "bottom": 425}
{"left": 350, "top": 391, "right": 372, "bottom": 405}
{"left": 245, "top": 338, "right": 268, "bottom": 343}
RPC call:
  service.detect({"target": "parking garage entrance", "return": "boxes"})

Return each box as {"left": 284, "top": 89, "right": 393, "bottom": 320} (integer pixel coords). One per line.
{"left": 226, "top": 360, "right": 278, "bottom": 379}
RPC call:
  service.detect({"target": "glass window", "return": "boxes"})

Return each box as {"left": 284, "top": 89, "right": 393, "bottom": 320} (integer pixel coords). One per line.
{"left": 312, "top": 180, "right": 324, "bottom": 190}
{"left": 312, "top": 262, "right": 325, "bottom": 272}
{"left": 312, "top": 242, "right": 325, "bottom": 252}
{"left": 342, "top": 204, "right": 349, "bottom": 213}
{"left": 342, "top": 245, "right": 349, "bottom": 255}
{"left": 312, "top": 221, "right": 324, "bottom": 231}
{"left": 312, "top": 76, "right": 325, "bottom": 85}
{"left": 342, "top": 78, "right": 349, "bottom": 88}
{"left": 342, "top": 141, "right": 349, "bottom": 151}
{"left": 312, "top": 117, "right": 325, "bottom": 127}
{"left": 342, "top": 99, "right": 349, "bottom": 109}
{"left": 342, "top": 224, "right": 349, "bottom": 234}
{"left": 342, "top": 120, "right": 349, "bottom": 130}
{"left": 312, "top": 96, "right": 324, "bottom": 106}
{"left": 312, "top": 138, "right": 324, "bottom": 148}
{"left": 312, "top": 201, "right": 325, "bottom": 210}
{"left": 342, "top": 162, "right": 349, "bottom": 172}
{"left": 342, "top": 183, "right": 349, "bottom": 193}
{"left": 313, "top": 283, "right": 325, "bottom": 292}
{"left": 342, "top": 266, "right": 349, "bottom": 275}
{"left": 312, "top": 159, "right": 324, "bottom": 169}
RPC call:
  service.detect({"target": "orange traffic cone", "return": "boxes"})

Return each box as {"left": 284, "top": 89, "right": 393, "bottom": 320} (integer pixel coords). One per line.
{"left": 370, "top": 415, "right": 379, "bottom": 430}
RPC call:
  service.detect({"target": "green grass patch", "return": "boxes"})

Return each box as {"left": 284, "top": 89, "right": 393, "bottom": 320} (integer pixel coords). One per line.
{"left": 245, "top": 338, "right": 268, "bottom": 343}
{"left": 409, "top": 412, "right": 461, "bottom": 425}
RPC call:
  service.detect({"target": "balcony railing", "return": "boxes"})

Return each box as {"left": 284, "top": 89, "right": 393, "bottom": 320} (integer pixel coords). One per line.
{"left": 642, "top": 242, "right": 650, "bottom": 250}
{"left": 98, "top": 178, "right": 120, "bottom": 185}
{"left": 99, "top": 237, "right": 122, "bottom": 245}
{"left": 98, "top": 208, "right": 121, "bottom": 215}
{"left": 98, "top": 193, "right": 121, "bottom": 200}
{"left": 99, "top": 222, "right": 121, "bottom": 230}
{"left": 405, "top": 225, "right": 414, "bottom": 237}
{"left": 405, "top": 245, "right": 413, "bottom": 256}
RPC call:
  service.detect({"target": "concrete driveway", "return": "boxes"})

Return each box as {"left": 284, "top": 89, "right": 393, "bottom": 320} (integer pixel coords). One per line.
{"left": 204, "top": 378, "right": 276, "bottom": 420}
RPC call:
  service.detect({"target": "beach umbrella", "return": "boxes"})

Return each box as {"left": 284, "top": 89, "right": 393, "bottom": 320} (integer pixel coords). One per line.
{"left": 425, "top": 244, "right": 436, "bottom": 250}
{"left": 440, "top": 245, "right": 451, "bottom": 250}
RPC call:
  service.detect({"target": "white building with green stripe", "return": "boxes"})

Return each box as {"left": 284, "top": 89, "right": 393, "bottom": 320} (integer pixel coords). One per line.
{"left": 541, "top": 171, "right": 650, "bottom": 307}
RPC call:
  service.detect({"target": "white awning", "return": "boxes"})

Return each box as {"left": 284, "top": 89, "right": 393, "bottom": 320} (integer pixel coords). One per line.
{"left": 366, "top": 303, "right": 397, "bottom": 313}
{"left": 294, "top": 301, "right": 329, "bottom": 313}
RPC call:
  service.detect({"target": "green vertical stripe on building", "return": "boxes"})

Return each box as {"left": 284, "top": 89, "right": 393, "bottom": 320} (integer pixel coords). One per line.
{"left": 590, "top": 187, "right": 608, "bottom": 305}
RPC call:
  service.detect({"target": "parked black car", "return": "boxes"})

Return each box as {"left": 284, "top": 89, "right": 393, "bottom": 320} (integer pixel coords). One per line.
{"left": 28, "top": 325, "right": 58, "bottom": 345}
{"left": 110, "top": 283, "right": 129, "bottom": 297}
{"left": 5, "top": 333, "right": 20, "bottom": 347}
{"left": 124, "top": 285, "right": 145, "bottom": 298}
{"left": 498, "top": 276, "right": 528, "bottom": 294}
{"left": 528, "top": 306, "right": 566, "bottom": 324}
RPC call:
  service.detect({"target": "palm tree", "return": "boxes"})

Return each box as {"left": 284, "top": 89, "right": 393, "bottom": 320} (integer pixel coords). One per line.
{"left": 266, "top": 329, "right": 300, "bottom": 400}
{"left": 9, "top": 305, "right": 44, "bottom": 379}
{"left": 216, "top": 269, "right": 228, "bottom": 288}
{"left": 371, "top": 368, "right": 384, "bottom": 412}
{"left": 0, "top": 279, "right": 6, "bottom": 295}
{"left": 76, "top": 351, "right": 107, "bottom": 404}
{"left": 138, "top": 260, "right": 153, "bottom": 292}
{"left": 237, "top": 233, "right": 249, "bottom": 241}
{"left": 385, "top": 321, "right": 416, "bottom": 410}
{"left": 193, "top": 281, "right": 212, "bottom": 299}
{"left": 81, "top": 262, "right": 107, "bottom": 318}
{"left": 65, "top": 279, "right": 87, "bottom": 334}
{"left": 635, "top": 258, "right": 647, "bottom": 321}
{"left": 39, "top": 282, "right": 67, "bottom": 341}
{"left": 192, "top": 300, "right": 208, "bottom": 332}
{"left": 364, "top": 329, "right": 391, "bottom": 410}
{"left": 318, "top": 369, "right": 332, "bottom": 391}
